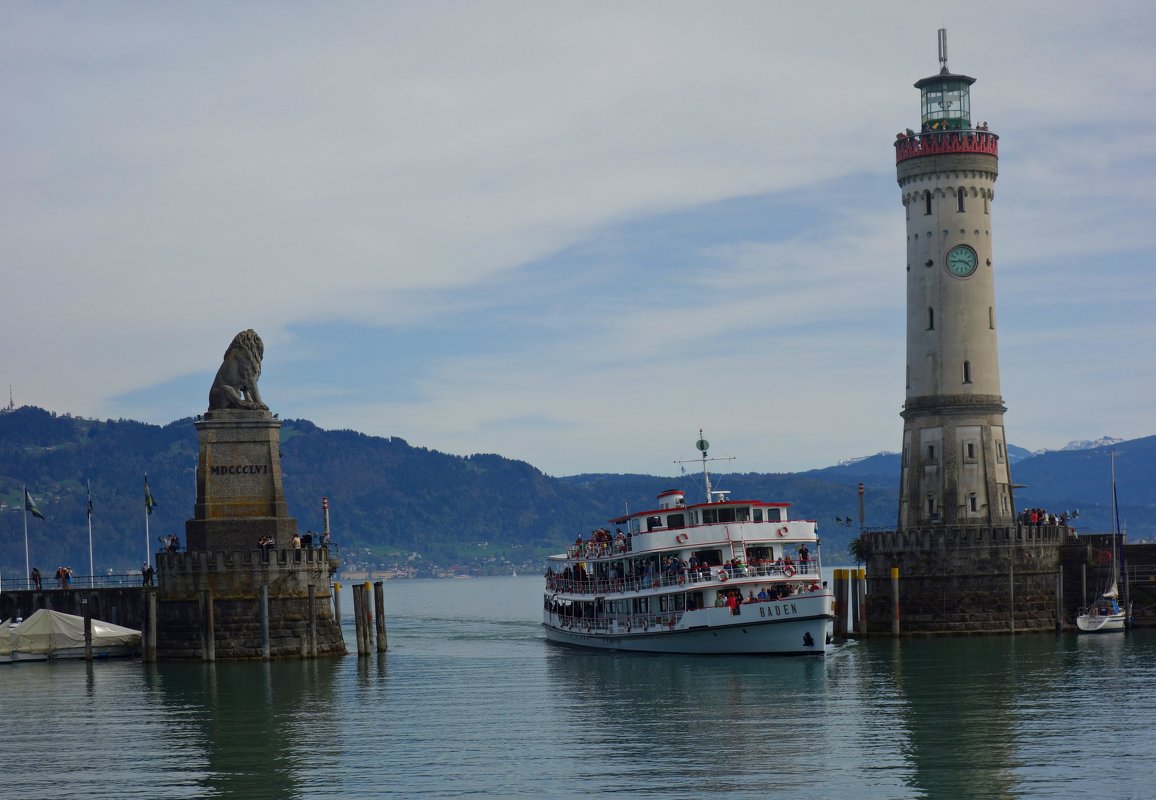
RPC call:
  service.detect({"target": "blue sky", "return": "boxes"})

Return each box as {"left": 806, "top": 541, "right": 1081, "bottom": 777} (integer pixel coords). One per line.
{"left": 4, "top": 3, "right": 1155, "bottom": 476}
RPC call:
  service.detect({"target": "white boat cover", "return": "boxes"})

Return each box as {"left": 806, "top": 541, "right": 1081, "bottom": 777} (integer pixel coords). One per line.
{"left": 0, "top": 618, "right": 15, "bottom": 656}
{"left": 1102, "top": 580, "right": 1119, "bottom": 599}
{"left": 6, "top": 609, "right": 140, "bottom": 655}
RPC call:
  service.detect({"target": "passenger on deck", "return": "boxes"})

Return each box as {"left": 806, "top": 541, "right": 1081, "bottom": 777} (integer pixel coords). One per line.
{"left": 756, "top": 587, "right": 768, "bottom": 602}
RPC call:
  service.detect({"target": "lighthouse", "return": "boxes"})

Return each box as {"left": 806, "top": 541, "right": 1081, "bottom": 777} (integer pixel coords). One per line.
{"left": 894, "top": 29, "right": 1014, "bottom": 529}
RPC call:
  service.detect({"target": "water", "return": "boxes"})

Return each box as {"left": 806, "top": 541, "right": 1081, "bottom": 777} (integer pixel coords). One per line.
{"left": 2, "top": 576, "right": 1155, "bottom": 799}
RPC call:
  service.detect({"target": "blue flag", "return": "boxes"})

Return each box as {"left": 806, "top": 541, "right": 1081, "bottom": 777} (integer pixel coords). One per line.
{"left": 145, "top": 475, "right": 157, "bottom": 515}
{"left": 25, "top": 487, "right": 44, "bottom": 520}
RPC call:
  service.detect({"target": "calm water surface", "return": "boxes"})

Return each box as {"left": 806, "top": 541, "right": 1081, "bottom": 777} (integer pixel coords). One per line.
{"left": 2, "top": 576, "right": 1154, "bottom": 799}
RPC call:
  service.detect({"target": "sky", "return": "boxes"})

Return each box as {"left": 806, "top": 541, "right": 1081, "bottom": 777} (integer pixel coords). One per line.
{"left": 3, "top": 2, "right": 1155, "bottom": 477}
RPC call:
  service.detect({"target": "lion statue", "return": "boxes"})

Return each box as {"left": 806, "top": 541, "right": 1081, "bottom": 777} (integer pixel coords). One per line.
{"left": 208, "top": 329, "right": 269, "bottom": 411}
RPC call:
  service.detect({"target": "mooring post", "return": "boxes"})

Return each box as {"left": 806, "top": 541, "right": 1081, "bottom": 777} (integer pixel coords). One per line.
{"left": 351, "top": 584, "right": 364, "bottom": 655}
{"left": 203, "top": 588, "right": 216, "bottom": 662}
{"left": 260, "top": 583, "right": 271, "bottom": 661}
{"left": 856, "top": 568, "right": 867, "bottom": 635}
{"left": 332, "top": 581, "right": 342, "bottom": 625}
{"left": 374, "top": 580, "right": 388, "bottom": 652}
{"left": 891, "top": 566, "right": 900, "bottom": 635}
{"left": 146, "top": 589, "right": 157, "bottom": 663}
{"left": 849, "top": 569, "right": 861, "bottom": 635}
{"left": 83, "top": 594, "right": 93, "bottom": 661}
{"left": 832, "top": 569, "right": 847, "bottom": 639}
{"left": 308, "top": 584, "right": 317, "bottom": 658}
{"left": 362, "top": 581, "right": 373, "bottom": 654}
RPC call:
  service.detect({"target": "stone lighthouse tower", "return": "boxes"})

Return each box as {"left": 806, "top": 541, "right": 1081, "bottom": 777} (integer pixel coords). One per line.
{"left": 862, "top": 32, "right": 1065, "bottom": 636}
{"left": 895, "top": 29, "right": 1014, "bottom": 529}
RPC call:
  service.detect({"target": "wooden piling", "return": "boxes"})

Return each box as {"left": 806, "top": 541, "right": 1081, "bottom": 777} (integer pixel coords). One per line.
{"left": 145, "top": 590, "right": 157, "bottom": 663}
{"left": 260, "top": 583, "right": 270, "bottom": 661}
{"left": 352, "top": 584, "right": 366, "bottom": 655}
{"left": 374, "top": 580, "right": 388, "bottom": 652}
{"left": 891, "top": 567, "right": 900, "bottom": 635}
{"left": 855, "top": 568, "right": 867, "bottom": 635}
{"left": 332, "top": 581, "right": 342, "bottom": 625}
{"left": 849, "top": 569, "right": 861, "bottom": 635}
{"left": 202, "top": 588, "right": 216, "bottom": 662}
{"left": 83, "top": 594, "right": 93, "bottom": 661}
{"left": 308, "top": 584, "right": 318, "bottom": 658}
{"left": 833, "top": 569, "right": 848, "bottom": 640}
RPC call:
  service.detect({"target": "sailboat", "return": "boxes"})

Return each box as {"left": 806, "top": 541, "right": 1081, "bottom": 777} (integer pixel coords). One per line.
{"left": 1076, "top": 452, "right": 1129, "bottom": 633}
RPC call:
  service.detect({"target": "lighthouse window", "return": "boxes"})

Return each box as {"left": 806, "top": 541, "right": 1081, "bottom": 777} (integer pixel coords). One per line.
{"left": 969, "top": 493, "right": 978, "bottom": 513}
{"left": 989, "top": 307, "right": 994, "bottom": 330}
{"left": 965, "top": 442, "right": 977, "bottom": 462}
{"left": 926, "top": 444, "right": 937, "bottom": 463}
{"left": 996, "top": 441, "right": 1005, "bottom": 463}
{"left": 963, "top": 360, "right": 972, "bottom": 383}
{"left": 927, "top": 307, "right": 934, "bottom": 330}
{"left": 984, "top": 196, "right": 990, "bottom": 214}
{"left": 957, "top": 188, "right": 966, "bottom": 212}
{"left": 924, "top": 191, "right": 932, "bottom": 215}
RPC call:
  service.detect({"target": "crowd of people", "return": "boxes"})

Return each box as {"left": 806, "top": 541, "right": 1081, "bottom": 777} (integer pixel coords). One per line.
{"left": 1018, "top": 508, "right": 1071, "bottom": 527}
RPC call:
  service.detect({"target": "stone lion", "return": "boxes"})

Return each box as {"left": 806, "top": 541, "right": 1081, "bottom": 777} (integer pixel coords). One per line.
{"left": 208, "top": 329, "right": 269, "bottom": 411}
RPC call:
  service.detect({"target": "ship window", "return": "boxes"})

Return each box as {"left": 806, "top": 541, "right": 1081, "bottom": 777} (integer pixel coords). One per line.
{"left": 766, "top": 508, "right": 782, "bottom": 522}
{"left": 718, "top": 507, "right": 737, "bottom": 523}
{"left": 735, "top": 507, "right": 750, "bottom": 522}
{"left": 646, "top": 516, "right": 662, "bottom": 531}
{"left": 666, "top": 513, "right": 685, "bottom": 530}
{"left": 753, "top": 508, "right": 764, "bottom": 522}
{"left": 702, "top": 509, "right": 718, "bottom": 524}
{"left": 629, "top": 518, "right": 641, "bottom": 534}
{"left": 689, "top": 510, "right": 698, "bottom": 525}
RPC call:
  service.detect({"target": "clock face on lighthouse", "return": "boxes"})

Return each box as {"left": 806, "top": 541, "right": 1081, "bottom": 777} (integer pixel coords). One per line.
{"left": 946, "top": 244, "right": 978, "bottom": 277}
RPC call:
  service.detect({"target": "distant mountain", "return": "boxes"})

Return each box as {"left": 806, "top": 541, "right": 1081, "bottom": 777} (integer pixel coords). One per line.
{"left": 1, "top": 406, "right": 1152, "bottom": 579}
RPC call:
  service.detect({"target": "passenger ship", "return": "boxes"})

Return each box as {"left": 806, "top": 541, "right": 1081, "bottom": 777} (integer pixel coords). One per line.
{"left": 543, "top": 437, "right": 834, "bottom": 655}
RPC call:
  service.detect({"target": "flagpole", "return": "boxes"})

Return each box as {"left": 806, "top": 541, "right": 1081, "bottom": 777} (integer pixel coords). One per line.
{"left": 23, "top": 483, "right": 31, "bottom": 585}
{"left": 145, "top": 491, "right": 151, "bottom": 569}
{"left": 87, "top": 480, "right": 95, "bottom": 589}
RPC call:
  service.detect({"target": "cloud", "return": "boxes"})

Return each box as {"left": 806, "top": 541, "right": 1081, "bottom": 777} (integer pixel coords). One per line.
{"left": 3, "top": 3, "right": 1156, "bottom": 474}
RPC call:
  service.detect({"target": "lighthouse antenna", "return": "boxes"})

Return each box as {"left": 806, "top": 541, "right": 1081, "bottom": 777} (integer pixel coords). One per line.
{"left": 938, "top": 28, "right": 948, "bottom": 72}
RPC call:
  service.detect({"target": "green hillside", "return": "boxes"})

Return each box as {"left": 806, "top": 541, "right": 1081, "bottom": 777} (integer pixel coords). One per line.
{"left": 2, "top": 406, "right": 1152, "bottom": 581}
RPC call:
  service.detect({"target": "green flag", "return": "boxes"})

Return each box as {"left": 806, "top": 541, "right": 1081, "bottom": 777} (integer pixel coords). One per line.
{"left": 25, "top": 487, "right": 44, "bottom": 520}
{"left": 145, "top": 475, "right": 157, "bottom": 515}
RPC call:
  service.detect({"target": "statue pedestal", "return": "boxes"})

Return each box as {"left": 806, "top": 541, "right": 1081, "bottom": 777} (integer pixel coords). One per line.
{"left": 184, "top": 410, "right": 298, "bottom": 552}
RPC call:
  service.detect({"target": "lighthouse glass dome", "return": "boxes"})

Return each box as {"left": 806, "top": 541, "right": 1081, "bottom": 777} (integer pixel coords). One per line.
{"left": 915, "top": 73, "right": 974, "bottom": 129}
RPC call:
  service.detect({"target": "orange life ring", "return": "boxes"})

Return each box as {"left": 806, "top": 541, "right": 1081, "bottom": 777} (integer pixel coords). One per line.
{"left": 676, "top": 533, "right": 689, "bottom": 543}
{"left": 718, "top": 570, "right": 729, "bottom": 582}
{"left": 784, "top": 565, "right": 796, "bottom": 578}
{"left": 777, "top": 527, "right": 786, "bottom": 536}
{"left": 668, "top": 620, "right": 676, "bottom": 629}
{"left": 678, "top": 574, "right": 686, "bottom": 586}
{"left": 652, "top": 579, "right": 660, "bottom": 589}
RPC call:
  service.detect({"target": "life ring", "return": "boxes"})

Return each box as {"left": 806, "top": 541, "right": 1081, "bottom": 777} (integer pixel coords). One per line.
{"left": 652, "top": 580, "right": 660, "bottom": 589}
{"left": 676, "top": 533, "right": 689, "bottom": 543}
{"left": 784, "top": 565, "right": 796, "bottom": 578}
{"left": 668, "top": 620, "right": 676, "bottom": 629}
{"left": 678, "top": 574, "right": 686, "bottom": 586}
{"left": 777, "top": 527, "right": 786, "bottom": 536}
{"left": 718, "top": 570, "right": 729, "bottom": 582}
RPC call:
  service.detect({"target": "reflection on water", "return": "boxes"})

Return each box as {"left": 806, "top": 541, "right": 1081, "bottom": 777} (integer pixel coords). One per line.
{"left": 2, "top": 578, "right": 1156, "bottom": 799}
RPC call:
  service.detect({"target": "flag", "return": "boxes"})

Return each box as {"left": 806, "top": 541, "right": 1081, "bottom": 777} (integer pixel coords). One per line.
{"left": 25, "top": 487, "right": 44, "bottom": 520}
{"left": 87, "top": 481, "right": 93, "bottom": 517}
{"left": 145, "top": 475, "right": 157, "bottom": 515}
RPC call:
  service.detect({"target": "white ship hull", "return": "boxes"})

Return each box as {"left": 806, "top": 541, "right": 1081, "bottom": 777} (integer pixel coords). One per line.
{"left": 544, "top": 595, "right": 833, "bottom": 655}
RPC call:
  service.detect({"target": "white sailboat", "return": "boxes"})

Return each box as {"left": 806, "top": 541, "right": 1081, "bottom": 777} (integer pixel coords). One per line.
{"left": 1076, "top": 452, "right": 1129, "bottom": 633}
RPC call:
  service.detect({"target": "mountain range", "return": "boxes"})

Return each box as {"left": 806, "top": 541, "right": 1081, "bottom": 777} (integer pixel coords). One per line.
{"left": 2, "top": 405, "right": 1152, "bottom": 579}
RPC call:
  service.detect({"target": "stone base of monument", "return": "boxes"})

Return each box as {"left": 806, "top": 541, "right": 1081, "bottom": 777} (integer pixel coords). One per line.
{"left": 154, "top": 548, "right": 346, "bottom": 659}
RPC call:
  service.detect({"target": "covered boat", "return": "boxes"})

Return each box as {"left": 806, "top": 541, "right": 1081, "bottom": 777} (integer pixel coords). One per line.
{"left": 0, "top": 609, "right": 140, "bottom": 662}
{"left": 543, "top": 435, "right": 834, "bottom": 655}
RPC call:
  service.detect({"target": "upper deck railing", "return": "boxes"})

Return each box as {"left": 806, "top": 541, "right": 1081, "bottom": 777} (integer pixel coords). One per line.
{"left": 895, "top": 128, "right": 998, "bottom": 164}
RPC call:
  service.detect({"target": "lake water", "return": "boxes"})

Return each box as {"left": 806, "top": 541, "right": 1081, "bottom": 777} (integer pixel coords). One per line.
{"left": 2, "top": 576, "right": 1155, "bottom": 799}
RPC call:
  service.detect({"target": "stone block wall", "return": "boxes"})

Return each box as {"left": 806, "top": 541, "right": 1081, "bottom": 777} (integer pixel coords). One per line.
{"left": 862, "top": 525, "right": 1065, "bottom": 635}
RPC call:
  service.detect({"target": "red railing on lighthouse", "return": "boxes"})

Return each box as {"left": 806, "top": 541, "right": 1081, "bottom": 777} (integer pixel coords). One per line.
{"left": 895, "top": 129, "right": 999, "bottom": 163}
